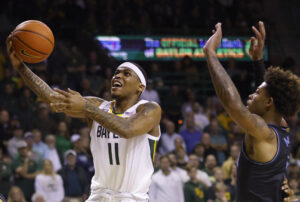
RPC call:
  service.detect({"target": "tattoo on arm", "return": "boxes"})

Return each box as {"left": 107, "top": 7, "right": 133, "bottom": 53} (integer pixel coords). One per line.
{"left": 84, "top": 100, "right": 129, "bottom": 137}
{"left": 84, "top": 101, "right": 159, "bottom": 138}
{"left": 206, "top": 55, "right": 242, "bottom": 106}
{"left": 17, "top": 63, "right": 54, "bottom": 103}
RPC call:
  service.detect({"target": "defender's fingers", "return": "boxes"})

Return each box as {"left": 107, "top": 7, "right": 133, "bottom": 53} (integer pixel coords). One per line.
{"left": 249, "top": 37, "right": 256, "bottom": 52}
{"left": 252, "top": 26, "right": 263, "bottom": 47}
{"left": 258, "top": 21, "right": 266, "bottom": 40}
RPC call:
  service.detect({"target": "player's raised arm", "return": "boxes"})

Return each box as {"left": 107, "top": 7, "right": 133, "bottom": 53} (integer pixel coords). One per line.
{"left": 6, "top": 35, "right": 103, "bottom": 119}
{"left": 203, "top": 23, "right": 271, "bottom": 140}
{"left": 51, "top": 88, "right": 161, "bottom": 139}
{"left": 6, "top": 35, "right": 56, "bottom": 105}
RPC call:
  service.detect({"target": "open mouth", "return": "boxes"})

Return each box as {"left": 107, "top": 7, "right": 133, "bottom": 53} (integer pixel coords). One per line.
{"left": 112, "top": 81, "right": 123, "bottom": 88}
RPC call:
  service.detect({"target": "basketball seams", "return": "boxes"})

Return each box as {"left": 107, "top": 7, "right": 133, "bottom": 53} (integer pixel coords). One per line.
{"left": 13, "top": 29, "right": 54, "bottom": 46}
{"left": 13, "top": 35, "right": 48, "bottom": 55}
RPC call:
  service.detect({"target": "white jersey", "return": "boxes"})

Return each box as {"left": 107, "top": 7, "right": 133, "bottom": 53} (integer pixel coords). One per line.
{"left": 89, "top": 99, "right": 160, "bottom": 200}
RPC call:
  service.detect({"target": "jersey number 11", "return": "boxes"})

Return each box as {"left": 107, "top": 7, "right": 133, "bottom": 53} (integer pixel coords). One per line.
{"left": 108, "top": 143, "right": 120, "bottom": 165}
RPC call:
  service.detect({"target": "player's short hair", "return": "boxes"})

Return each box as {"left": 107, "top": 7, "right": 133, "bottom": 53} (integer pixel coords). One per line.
{"left": 264, "top": 67, "right": 300, "bottom": 117}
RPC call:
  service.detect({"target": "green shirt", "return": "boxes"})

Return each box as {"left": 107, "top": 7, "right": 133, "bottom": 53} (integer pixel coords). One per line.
{"left": 184, "top": 181, "right": 206, "bottom": 202}
{"left": 55, "top": 135, "right": 72, "bottom": 157}
{"left": 12, "top": 156, "right": 38, "bottom": 200}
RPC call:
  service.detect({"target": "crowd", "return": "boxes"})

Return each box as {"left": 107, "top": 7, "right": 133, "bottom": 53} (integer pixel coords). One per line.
{"left": 0, "top": 0, "right": 300, "bottom": 202}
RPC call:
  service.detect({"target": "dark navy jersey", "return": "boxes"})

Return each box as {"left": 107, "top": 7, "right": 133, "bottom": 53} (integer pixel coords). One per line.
{"left": 236, "top": 124, "right": 290, "bottom": 202}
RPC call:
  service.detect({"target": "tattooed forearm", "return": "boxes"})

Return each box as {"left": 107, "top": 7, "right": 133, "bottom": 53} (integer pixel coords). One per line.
{"left": 17, "top": 63, "right": 55, "bottom": 103}
{"left": 206, "top": 54, "right": 242, "bottom": 107}
{"left": 84, "top": 101, "right": 160, "bottom": 138}
{"left": 84, "top": 100, "right": 130, "bottom": 138}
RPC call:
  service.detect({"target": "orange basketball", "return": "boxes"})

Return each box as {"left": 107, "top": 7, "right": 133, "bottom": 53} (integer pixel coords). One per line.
{"left": 11, "top": 20, "right": 55, "bottom": 63}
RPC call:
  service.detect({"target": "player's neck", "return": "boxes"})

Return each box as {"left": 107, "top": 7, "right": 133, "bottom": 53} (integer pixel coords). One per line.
{"left": 113, "top": 97, "right": 139, "bottom": 114}
{"left": 262, "top": 110, "right": 282, "bottom": 126}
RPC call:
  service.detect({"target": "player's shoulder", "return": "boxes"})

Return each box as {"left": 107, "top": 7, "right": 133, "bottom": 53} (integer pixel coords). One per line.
{"left": 84, "top": 96, "right": 106, "bottom": 107}
{"left": 137, "top": 100, "right": 161, "bottom": 112}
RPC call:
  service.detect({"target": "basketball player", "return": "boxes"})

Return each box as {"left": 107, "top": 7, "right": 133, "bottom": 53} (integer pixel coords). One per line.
{"left": 203, "top": 23, "right": 300, "bottom": 201}
{"left": 6, "top": 36, "right": 162, "bottom": 202}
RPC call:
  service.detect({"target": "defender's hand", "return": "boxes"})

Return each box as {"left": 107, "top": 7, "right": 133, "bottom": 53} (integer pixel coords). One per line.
{"left": 204, "top": 23, "right": 222, "bottom": 54}
{"left": 282, "top": 178, "right": 296, "bottom": 202}
{"left": 249, "top": 21, "right": 266, "bottom": 61}
{"left": 50, "top": 88, "right": 86, "bottom": 113}
{"left": 6, "top": 34, "right": 23, "bottom": 69}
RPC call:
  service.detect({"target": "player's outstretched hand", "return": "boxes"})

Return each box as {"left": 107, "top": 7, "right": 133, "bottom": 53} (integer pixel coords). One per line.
{"left": 50, "top": 88, "right": 86, "bottom": 113}
{"left": 6, "top": 34, "right": 23, "bottom": 69}
{"left": 249, "top": 21, "right": 266, "bottom": 61}
{"left": 203, "top": 22, "right": 222, "bottom": 54}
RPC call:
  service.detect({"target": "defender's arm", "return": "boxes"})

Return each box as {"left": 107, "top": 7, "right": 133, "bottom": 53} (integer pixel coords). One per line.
{"left": 204, "top": 23, "right": 271, "bottom": 140}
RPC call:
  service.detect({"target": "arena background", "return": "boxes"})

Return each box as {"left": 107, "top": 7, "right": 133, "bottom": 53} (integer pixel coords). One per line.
{"left": 0, "top": 0, "right": 300, "bottom": 201}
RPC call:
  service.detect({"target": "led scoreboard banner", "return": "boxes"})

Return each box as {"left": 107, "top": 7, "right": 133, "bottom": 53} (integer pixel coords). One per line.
{"left": 95, "top": 35, "right": 268, "bottom": 61}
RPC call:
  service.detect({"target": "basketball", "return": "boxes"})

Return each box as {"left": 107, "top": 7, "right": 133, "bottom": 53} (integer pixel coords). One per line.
{"left": 11, "top": 20, "right": 55, "bottom": 63}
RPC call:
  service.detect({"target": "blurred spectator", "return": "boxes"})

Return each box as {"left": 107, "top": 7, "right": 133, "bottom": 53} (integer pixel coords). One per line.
{"left": 192, "top": 102, "right": 210, "bottom": 131}
{"left": 181, "top": 89, "right": 196, "bottom": 117}
{"left": 31, "top": 193, "right": 46, "bottom": 202}
{"left": 212, "top": 182, "right": 229, "bottom": 202}
{"left": 203, "top": 154, "right": 218, "bottom": 182}
{"left": 192, "top": 143, "right": 206, "bottom": 169}
{"left": 201, "top": 132, "right": 218, "bottom": 159}
{"left": 23, "top": 132, "right": 43, "bottom": 169}
{"left": 71, "top": 133, "right": 94, "bottom": 183}
{"left": 183, "top": 166, "right": 206, "bottom": 202}
{"left": 18, "top": 88, "right": 35, "bottom": 131}
{"left": 168, "top": 153, "right": 187, "bottom": 183}
{"left": 55, "top": 121, "right": 72, "bottom": 157}
{"left": 12, "top": 140, "right": 40, "bottom": 201}
{"left": 222, "top": 144, "right": 240, "bottom": 180}
{"left": 288, "top": 161, "right": 300, "bottom": 179}
{"left": 58, "top": 150, "right": 89, "bottom": 202}
{"left": 140, "top": 79, "right": 160, "bottom": 103}
{"left": 35, "top": 159, "right": 64, "bottom": 202}
{"left": 149, "top": 155, "right": 184, "bottom": 202}
{"left": 180, "top": 112, "right": 202, "bottom": 154}
{"left": 45, "top": 134, "right": 62, "bottom": 172}
{"left": 206, "top": 167, "right": 234, "bottom": 202}
{"left": 232, "top": 67, "right": 253, "bottom": 102}
{"left": 186, "top": 154, "right": 211, "bottom": 188}
{"left": 80, "top": 78, "right": 96, "bottom": 96}
{"left": 66, "top": 45, "right": 86, "bottom": 90}
{"left": 7, "top": 186, "right": 27, "bottom": 202}
{"left": 7, "top": 126, "right": 24, "bottom": 158}
{"left": 162, "top": 85, "right": 183, "bottom": 123}
{"left": 204, "top": 118, "right": 227, "bottom": 164}
{"left": 224, "top": 164, "right": 237, "bottom": 201}
{"left": 0, "top": 109, "right": 10, "bottom": 148}
{"left": 0, "top": 147, "right": 12, "bottom": 197}
{"left": 31, "top": 129, "right": 48, "bottom": 160}
{"left": 159, "top": 120, "right": 184, "bottom": 155}
{"left": 0, "top": 82, "right": 19, "bottom": 115}
{"left": 288, "top": 178, "right": 300, "bottom": 199}
{"left": 32, "top": 103, "right": 56, "bottom": 135}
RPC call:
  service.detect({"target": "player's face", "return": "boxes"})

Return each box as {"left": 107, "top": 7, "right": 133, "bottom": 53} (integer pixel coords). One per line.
{"left": 111, "top": 67, "right": 143, "bottom": 99}
{"left": 246, "top": 82, "right": 270, "bottom": 116}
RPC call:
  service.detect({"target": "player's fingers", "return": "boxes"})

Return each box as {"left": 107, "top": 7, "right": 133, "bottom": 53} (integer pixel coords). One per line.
{"left": 252, "top": 26, "right": 263, "bottom": 47}
{"left": 249, "top": 37, "right": 256, "bottom": 52}
{"left": 212, "top": 30, "right": 216, "bottom": 34}
{"left": 54, "top": 88, "right": 70, "bottom": 97}
{"left": 50, "top": 93, "right": 70, "bottom": 102}
{"left": 67, "top": 88, "right": 80, "bottom": 95}
{"left": 258, "top": 21, "right": 266, "bottom": 40}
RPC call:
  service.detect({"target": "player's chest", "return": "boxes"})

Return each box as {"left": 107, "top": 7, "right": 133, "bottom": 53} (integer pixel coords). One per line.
{"left": 93, "top": 124, "right": 122, "bottom": 141}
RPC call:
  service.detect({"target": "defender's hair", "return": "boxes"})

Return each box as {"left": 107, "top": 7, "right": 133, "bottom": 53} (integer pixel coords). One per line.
{"left": 264, "top": 67, "right": 300, "bottom": 117}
